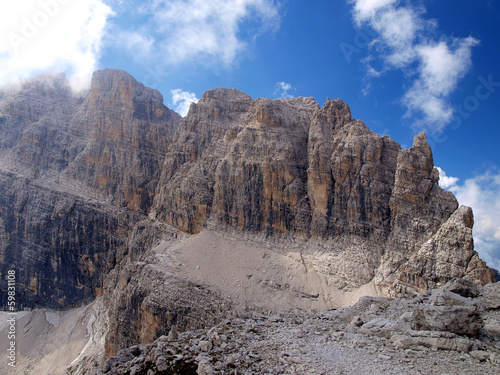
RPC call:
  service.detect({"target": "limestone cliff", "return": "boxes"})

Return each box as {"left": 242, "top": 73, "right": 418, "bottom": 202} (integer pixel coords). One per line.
{"left": 0, "top": 70, "right": 180, "bottom": 308}
{"left": 150, "top": 89, "right": 494, "bottom": 292}
{"left": 0, "top": 69, "right": 496, "bottom": 358}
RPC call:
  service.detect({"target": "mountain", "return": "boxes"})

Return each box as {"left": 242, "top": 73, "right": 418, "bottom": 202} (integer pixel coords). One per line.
{"left": 0, "top": 69, "right": 496, "bottom": 368}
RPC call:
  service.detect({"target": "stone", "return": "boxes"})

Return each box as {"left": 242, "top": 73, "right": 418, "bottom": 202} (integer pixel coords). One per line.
{"left": 390, "top": 333, "right": 473, "bottom": 353}
{"left": 483, "top": 282, "right": 500, "bottom": 310}
{"left": 199, "top": 341, "right": 213, "bottom": 352}
{"left": 358, "top": 318, "right": 398, "bottom": 338}
{"left": 481, "top": 323, "right": 500, "bottom": 342}
{"left": 470, "top": 350, "right": 490, "bottom": 362}
{"left": 168, "top": 325, "right": 179, "bottom": 341}
{"left": 155, "top": 356, "right": 169, "bottom": 372}
{"left": 412, "top": 305, "right": 483, "bottom": 337}
{"left": 428, "top": 290, "right": 474, "bottom": 306}
{"left": 197, "top": 360, "right": 214, "bottom": 375}
{"left": 442, "top": 278, "right": 480, "bottom": 298}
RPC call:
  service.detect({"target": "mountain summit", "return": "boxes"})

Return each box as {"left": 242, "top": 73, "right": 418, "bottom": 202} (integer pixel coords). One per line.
{"left": 0, "top": 69, "right": 496, "bottom": 366}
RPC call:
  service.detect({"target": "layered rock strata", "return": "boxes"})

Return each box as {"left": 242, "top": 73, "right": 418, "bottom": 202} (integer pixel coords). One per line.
{"left": 0, "top": 69, "right": 496, "bottom": 359}
{"left": 0, "top": 70, "right": 180, "bottom": 308}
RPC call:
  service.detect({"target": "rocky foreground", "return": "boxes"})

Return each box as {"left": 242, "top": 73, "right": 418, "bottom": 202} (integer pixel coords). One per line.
{"left": 67, "top": 278, "right": 500, "bottom": 375}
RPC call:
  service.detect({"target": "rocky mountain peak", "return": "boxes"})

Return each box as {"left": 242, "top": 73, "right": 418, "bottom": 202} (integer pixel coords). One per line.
{"left": 323, "top": 97, "right": 352, "bottom": 124}
{"left": 86, "top": 68, "right": 168, "bottom": 123}
{"left": 0, "top": 70, "right": 496, "bottom": 366}
{"left": 199, "top": 87, "right": 252, "bottom": 102}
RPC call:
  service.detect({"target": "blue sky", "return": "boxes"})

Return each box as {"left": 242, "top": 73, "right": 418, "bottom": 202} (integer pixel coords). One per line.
{"left": 0, "top": 0, "right": 499, "bottom": 270}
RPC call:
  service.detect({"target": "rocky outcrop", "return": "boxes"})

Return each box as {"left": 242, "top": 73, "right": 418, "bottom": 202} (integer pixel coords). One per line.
{"left": 0, "top": 70, "right": 180, "bottom": 309}
{"left": 152, "top": 89, "right": 318, "bottom": 234}
{"left": 395, "top": 206, "right": 493, "bottom": 292}
{"left": 0, "top": 170, "right": 142, "bottom": 309}
{"left": 62, "top": 69, "right": 180, "bottom": 213}
{"left": 307, "top": 99, "right": 401, "bottom": 239}
{"left": 0, "top": 69, "right": 496, "bottom": 361}
{"left": 77, "top": 279, "right": 500, "bottom": 375}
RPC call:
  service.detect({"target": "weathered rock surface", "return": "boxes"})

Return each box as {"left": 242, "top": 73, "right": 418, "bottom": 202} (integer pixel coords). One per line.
{"left": 483, "top": 282, "right": 500, "bottom": 310}
{"left": 392, "top": 205, "right": 493, "bottom": 294}
{"left": 63, "top": 69, "right": 180, "bottom": 213}
{"left": 0, "top": 170, "right": 140, "bottom": 309}
{"left": 0, "top": 69, "right": 497, "bottom": 366}
{"left": 0, "top": 70, "right": 180, "bottom": 309}
{"left": 66, "top": 279, "right": 500, "bottom": 375}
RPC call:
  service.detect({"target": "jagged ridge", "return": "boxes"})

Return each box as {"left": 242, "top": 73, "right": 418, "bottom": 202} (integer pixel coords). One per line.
{"left": 0, "top": 70, "right": 496, "bottom": 361}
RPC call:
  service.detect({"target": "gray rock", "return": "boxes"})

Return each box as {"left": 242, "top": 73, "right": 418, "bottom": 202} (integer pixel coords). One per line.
{"left": 358, "top": 318, "right": 398, "bottom": 338}
{"left": 412, "top": 305, "right": 483, "bottom": 337}
{"left": 197, "top": 360, "right": 214, "bottom": 375}
{"left": 442, "top": 278, "right": 480, "bottom": 298}
{"left": 199, "top": 340, "right": 213, "bottom": 352}
{"left": 483, "top": 282, "right": 500, "bottom": 310}
{"left": 470, "top": 350, "right": 491, "bottom": 361}
{"left": 168, "top": 325, "right": 179, "bottom": 341}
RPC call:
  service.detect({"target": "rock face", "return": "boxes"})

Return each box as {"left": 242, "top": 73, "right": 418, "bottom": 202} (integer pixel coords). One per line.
{"left": 0, "top": 70, "right": 180, "bottom": 309}
{"left": 150, "top": 89, "right": 493, "bottom": 293}
{"left": 0, "top": 170, "right": 139, "bottom": 308}
{"left": 63, "top": 69, "right": 180, "bottom": 213}
{"left": 152, "top": 89, "right": 318, "bottom": 234}
{"left": 0, "top": 69, "right": 496, "bottom": 359}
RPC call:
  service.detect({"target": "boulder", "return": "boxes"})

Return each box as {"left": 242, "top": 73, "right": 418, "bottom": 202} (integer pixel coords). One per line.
{"left": 483, "top": 282, "right": 500, "bottom": 310}
{"left": 412, "top": 305, "right": 483, "bottom": 337}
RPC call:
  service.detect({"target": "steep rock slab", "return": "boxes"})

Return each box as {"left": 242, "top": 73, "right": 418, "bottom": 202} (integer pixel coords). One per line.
{"left": 0, "top": 171, "right": 140, "bottom": 309}
{"left": 153, "top": 89, "right": 319, "bottom": 234}
{"left": 153, "top": 88, "right": 254, "bottom": 232}
{"left": 212, "top": 97, "right": 318, "bottom": 235}
{"left": 389, "top": 132, "right": 458, "bottom": 246}
{"left": 0, "top": 73, "right": 85, "bottom": 178}
{"left": 0, "top": 70, "right": 180, "bottom": 309}
{"left": 307, "top": 99, "right": 400, "bottom": 239}
{"left": 396, "top": 206, "right": 494, "bottom": 291}
{"left": 375, "top": 133, "right": 461, "bottom": 292}
{"left": 63, "top": 69, "right": 180, "bottom": 213}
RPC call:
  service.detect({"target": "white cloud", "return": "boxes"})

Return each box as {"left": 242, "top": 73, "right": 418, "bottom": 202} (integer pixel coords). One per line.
{"left": 436, "top": 167, "right": 459, "bottom": 190}
{"left": 437, "top": 167, "right": 500, "bottom": 271}
{"left": 117, "top": 0, "right": 280, "bottom": 68}
{"left": 113, "top": 29, "right": 154, "bottom": 58}
{"left": 275, "top": 81, "right": 294, "bottom": 99}
{"left": 352, "top": 0, "right": 397, "bottom": 22}
{"left": 171, "top": 88, "right": 199, "bottom": 116}
{"left": 350, "top": 0, "right": 478, "bottom": 133}
{"left": 0, "top": 0, "right": 113, "bottom": 91}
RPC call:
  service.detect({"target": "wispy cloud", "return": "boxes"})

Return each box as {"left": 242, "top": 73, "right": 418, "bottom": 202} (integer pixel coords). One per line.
{"left": 438, "top": 167, "right": 500, "bottom": 271}
{"left": 112, "top": 0, "right": 280, "bottom": 68}
{"left": 274, "top": 81, "right": 294, "bottom": 98}
{"left": 349, "top": 0, "right": 478, "bottom": 133}
{"left": 0, "top": 0, "right": 113, "bottom": 91}
{"left": 171, "top": 88, "right": 199, "bottom": 116}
